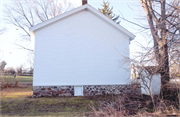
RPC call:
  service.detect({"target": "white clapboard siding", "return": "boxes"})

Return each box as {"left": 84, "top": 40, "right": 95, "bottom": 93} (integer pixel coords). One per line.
{"left": 31, "top": 5, "right": 135, "bottom": 86}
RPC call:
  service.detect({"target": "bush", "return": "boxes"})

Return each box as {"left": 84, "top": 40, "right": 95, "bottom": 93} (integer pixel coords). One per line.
{"left": 91, "top": 91, "right": 179, "bottom": 116}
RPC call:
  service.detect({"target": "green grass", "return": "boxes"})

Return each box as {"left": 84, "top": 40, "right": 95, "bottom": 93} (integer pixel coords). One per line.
{"left": 0, "top": 86, "right": 98, "bottom": 116}
{"left": 0, "top": 75, "right": 33, "bottom": 83}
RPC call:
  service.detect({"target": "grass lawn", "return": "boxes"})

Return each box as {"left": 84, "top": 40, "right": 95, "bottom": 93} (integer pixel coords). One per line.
{"left": 0, "top": 86, "right": 99, "bottom": 116}
{"left": 0, "top": 75, "right": 33, "bottom": 83}
{"left": 1, "top": 86, "right": 179, "bottom": 116}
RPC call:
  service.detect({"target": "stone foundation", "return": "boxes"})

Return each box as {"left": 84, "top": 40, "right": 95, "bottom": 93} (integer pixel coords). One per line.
{"left": 83, "top": 84, "right": 141, "bottom": 96}
{"left": 33, "top": 84, "right": 141, "bottom": 97}
{"left": 33, "top": 86, "right": 74, "bottom": 97}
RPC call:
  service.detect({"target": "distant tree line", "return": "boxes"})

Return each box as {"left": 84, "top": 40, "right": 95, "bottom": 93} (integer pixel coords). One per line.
{"left": 0, "top": 61, "right": 33, "bottom": 76}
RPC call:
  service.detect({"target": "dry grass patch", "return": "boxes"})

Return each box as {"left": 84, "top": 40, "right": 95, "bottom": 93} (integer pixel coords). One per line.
{"left": 1, "top": 86, "right": 179, "bottom": 116}
{"left": 0, "top": 86, "right": 97, "bottom": 116}
{"left": 91, "top": 92, "right": 179, "bottom": 116}
{"left": 1, "top": 86, "right": 33, "bottom": 98}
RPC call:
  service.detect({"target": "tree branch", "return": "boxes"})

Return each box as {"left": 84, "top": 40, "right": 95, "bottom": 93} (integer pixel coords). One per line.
{"left": 14, "top": 43, "right": 34, "bottom": 52}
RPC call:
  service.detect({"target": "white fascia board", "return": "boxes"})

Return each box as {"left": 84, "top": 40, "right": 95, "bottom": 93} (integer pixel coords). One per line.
{"left": 29, "top": 4, "right": 135, "bottom": 40}
{"left": 86, "top": 5, "right": 136, "bottom": 41}
{"left": 29, "top": 5, "right": 88, "bottom": 32}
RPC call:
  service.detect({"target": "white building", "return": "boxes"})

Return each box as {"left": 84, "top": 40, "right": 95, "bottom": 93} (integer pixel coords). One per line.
{"left": 131, "top": 66, "right": 161, "bottom": 95}
{"left": 29, "top": 4, "right": 137, "bottom": 97}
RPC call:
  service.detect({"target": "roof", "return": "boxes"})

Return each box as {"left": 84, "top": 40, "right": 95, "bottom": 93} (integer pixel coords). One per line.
{"left": 29, "top": 4, "right": 135, "bottom": 41}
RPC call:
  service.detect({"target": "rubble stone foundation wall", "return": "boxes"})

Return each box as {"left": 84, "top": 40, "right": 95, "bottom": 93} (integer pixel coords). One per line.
{"left": 83, "top": 84, "right": 141, "bottom": 96}
{"left": 33, "top": 86, "right": 74, "bottom": 97}
{"left": 33, "top": 84, "right": 141, "bottom": 97}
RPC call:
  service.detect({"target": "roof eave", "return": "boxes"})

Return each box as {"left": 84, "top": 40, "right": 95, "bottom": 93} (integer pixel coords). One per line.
{"left": 85, "top": 5, "right": 136, "bottom": 41}
{"left": 29, "top": 4, "right": 136, "bottom": 41}
{"left": 29, "top": 5, "right": 89, "bottom": 32}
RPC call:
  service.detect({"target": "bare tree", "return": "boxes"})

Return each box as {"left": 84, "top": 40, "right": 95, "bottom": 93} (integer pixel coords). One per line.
{"left": 0, "top": 28, "right": 6, "bottom": 35}
{"left": 138, "top": 0, "right": 180, "bottom": 98}
{"left": 3, "top": 0, "right": 73, "bottom": 51}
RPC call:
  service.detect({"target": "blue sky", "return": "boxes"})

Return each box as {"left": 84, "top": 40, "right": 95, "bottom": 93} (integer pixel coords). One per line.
{"left": 0, "top": 0, "right": 150, "bottom": 68}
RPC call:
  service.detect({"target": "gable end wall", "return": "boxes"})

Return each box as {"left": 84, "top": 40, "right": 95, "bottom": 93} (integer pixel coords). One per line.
{"left": 33, "top": 9, "right": 131, "bottom": 86}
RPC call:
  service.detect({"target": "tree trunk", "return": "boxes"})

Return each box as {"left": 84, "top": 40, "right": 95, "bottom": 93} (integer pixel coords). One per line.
{"left": 140, "top": 0, "right": 170, "bottom": 99}
{"left": 160, "top": 44, "right": 170, "bottom": 99}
